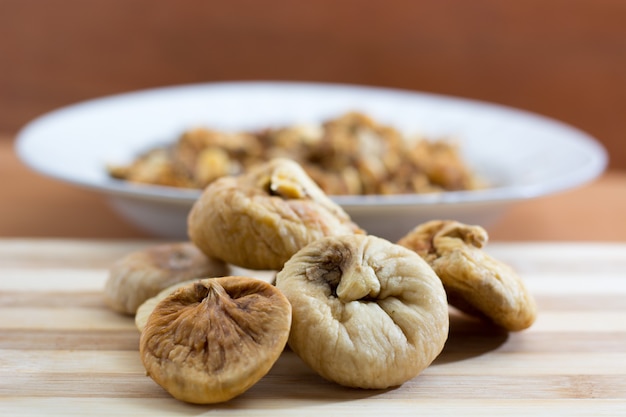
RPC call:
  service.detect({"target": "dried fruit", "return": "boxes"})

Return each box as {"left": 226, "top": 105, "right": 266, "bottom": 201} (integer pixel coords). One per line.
{"left": 188, "top": 158, "right": 364, "bottom": 270}
{"left": 103, "top": 242, "right": 229, "bottom": 315}
{"left": 134, "top": 279, "right": 197, "bottom": 333}
{"left": 398, "top": 220, "right": 537, "bottom": 331}
{"left": 275, "top": 234, "right": 449, "bottom": 389}
{"left": 140, "top": 276, "right": 292, "bottom": 404}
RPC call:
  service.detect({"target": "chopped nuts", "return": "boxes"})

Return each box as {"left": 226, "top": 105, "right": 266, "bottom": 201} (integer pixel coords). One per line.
{"left": 107, "top": 112, "right": 483, "bottom": 195}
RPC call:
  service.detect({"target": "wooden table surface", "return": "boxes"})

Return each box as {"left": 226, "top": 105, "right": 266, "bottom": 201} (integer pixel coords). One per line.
{"left": 1, "top": 137, "right": 626, "bottom": 241}
{"left": 1, "top": 239, "right": 625, "bottom": 416}
{"left": 2, "top": 131, "right": 626, "bottom": 415}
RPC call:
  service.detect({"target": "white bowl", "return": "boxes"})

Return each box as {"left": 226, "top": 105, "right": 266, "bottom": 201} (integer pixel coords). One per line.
{"left": 16, "top": 81, "right": 607, "bottom": 241}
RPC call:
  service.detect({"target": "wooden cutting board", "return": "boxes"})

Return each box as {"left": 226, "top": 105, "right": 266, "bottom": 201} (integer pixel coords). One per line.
{"left": 1, "top": 239, "right": 625, "bottom": 416}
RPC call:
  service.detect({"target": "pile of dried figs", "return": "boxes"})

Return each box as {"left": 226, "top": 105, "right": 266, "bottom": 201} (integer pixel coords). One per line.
{"left": 103, "top": 158, "right": 536, "bottom": 404}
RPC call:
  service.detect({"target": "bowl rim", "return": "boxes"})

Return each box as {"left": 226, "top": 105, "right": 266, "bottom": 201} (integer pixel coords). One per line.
{"left": 15, "top": 80, "right": 608, "bottom": 208}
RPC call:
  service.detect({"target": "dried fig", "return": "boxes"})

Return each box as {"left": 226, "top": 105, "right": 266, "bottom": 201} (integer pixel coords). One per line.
{"left": 398, "top": 220, "right": 537, "bottom": 331}
{"left": 140, "top": 276, "right": 292, "bottom": 404}
{"left": 188, "top": 158, "right": 364, "bottom": 270}
{"left": 275, "top": 234, "right": 449, "bottom": 389}
{"left": 103, "top": 242, "right": 229, "bottom": 315}
{"left": 135, "top": 279, "right": 197, "bottom": 333}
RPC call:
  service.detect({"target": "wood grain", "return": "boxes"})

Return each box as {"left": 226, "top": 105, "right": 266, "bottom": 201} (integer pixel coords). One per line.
{"left": 1, "top": 239, "right": 625, "bottom": 415}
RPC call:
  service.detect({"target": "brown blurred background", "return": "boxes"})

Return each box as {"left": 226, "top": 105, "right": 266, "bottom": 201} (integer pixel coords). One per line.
{"left": 1, "top": 0, "right": 625, "bottom": 170}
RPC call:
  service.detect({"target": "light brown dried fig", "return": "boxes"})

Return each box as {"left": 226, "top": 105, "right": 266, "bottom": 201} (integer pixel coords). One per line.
{"left": 275, "top": 234, "right": 449, "bottom": 389}
{"left": 398, "top": 220, "right": 537, "bottom": 331}
{"left": 136, "top": 271, "right": 278, "bottom": 333}
{"left": 140, "top": 276, "right": 292, "bottom": 404}
{"left": 135, "top": 279, "right": 197, "bottom": 333}
{"left": 103, "top": 242, "right": 229, "bottom": 315}
{"left": 188, "top": 158, "right": 364, "bottom": 270}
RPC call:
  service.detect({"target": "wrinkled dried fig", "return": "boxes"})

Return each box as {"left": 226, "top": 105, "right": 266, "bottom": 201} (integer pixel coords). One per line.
{"left": 398, "top": 220, "right": 537, "bottom": 331}
{"left": 275, "top": 234, "right": 449, "bottom": 389}
{"left": 139, "top": 276, "right": 292, "bottom": 404}
{"left": 188, "top": 158, "right": 364, "bottom": 270}
{"left": 103, "top": 242, "right": 229, "bottom": 315}
{"left": 135, "top": 279, "right": 197, "bottom": 333}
